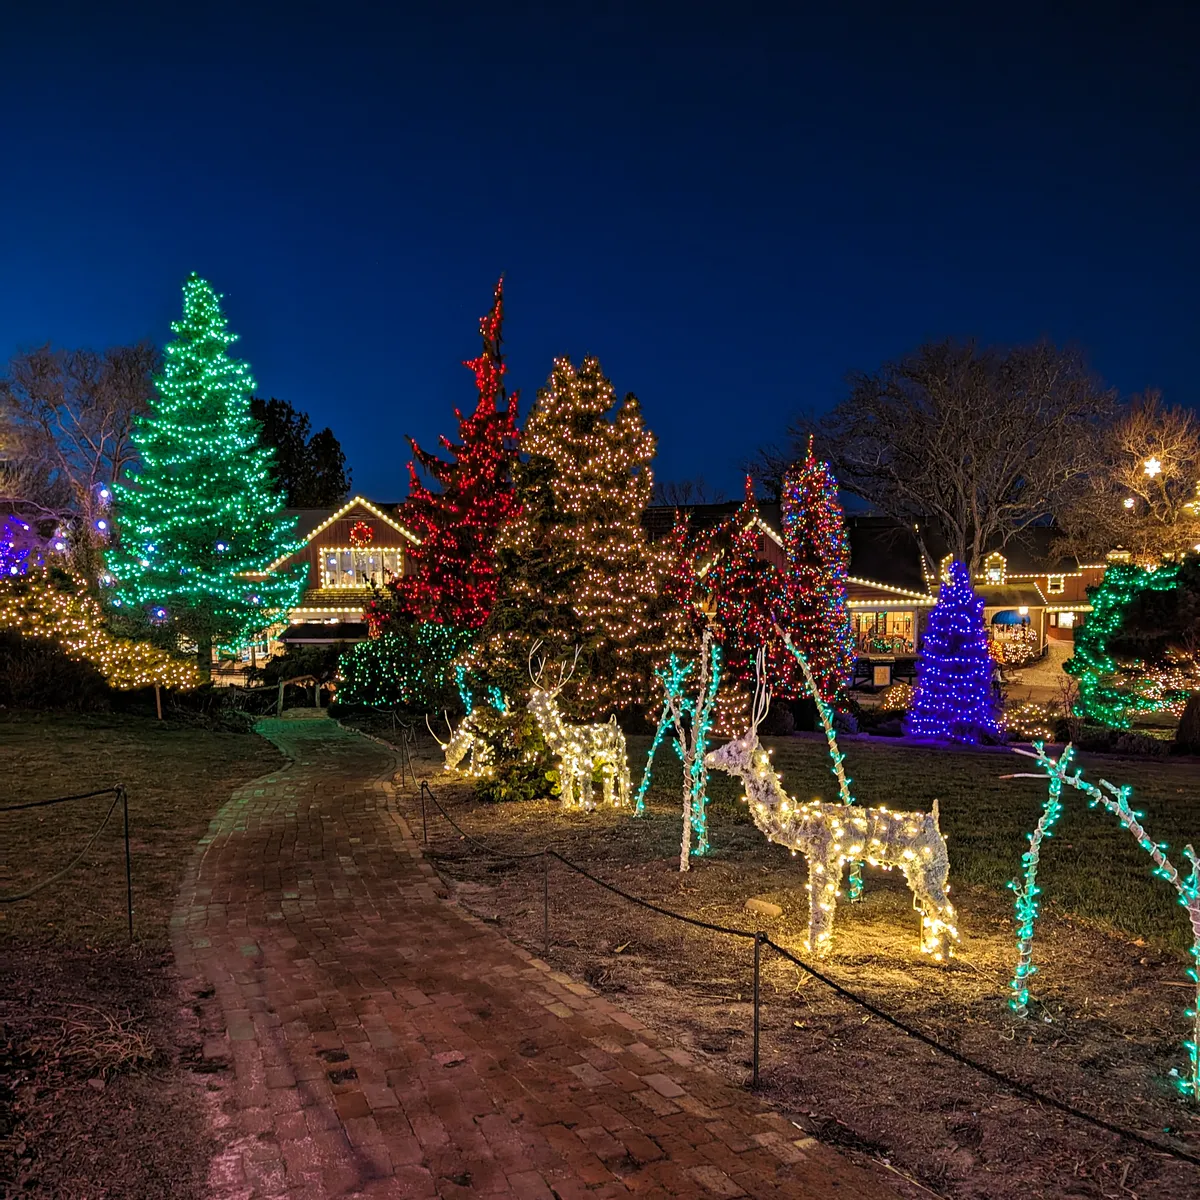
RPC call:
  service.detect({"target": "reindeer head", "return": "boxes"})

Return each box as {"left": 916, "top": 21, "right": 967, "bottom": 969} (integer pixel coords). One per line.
{"left": 427, "top": 711, "right": 476, "bottom": 772}
{"left": 705, "top": 648, "right": 772, "bottom": 778}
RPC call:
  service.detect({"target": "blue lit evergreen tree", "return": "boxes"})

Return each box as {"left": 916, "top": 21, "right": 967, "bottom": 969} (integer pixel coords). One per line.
{"left": 906, "top": 560, "right": 999, "bottom": 743}
{"left": 109, "top": 274, "right": 305, "bottom": 659}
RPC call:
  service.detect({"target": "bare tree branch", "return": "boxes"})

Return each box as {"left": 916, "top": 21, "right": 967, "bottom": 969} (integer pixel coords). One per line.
{"left": 0, "top": 343, "right": 157, "bottom": 571}
{"left": 1056, "top": 391, "right": 1200, "bottom": 564}
{"left": 772, "top": 341, "right": 1114, "bottom": 571}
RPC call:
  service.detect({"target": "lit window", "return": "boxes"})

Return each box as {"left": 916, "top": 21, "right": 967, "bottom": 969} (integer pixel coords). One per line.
{"left": 1057, "top": 611, "right": 1075, "bottom": 629}
{"left": 1046, "top": 575, "right": 1065, "bottom": 595}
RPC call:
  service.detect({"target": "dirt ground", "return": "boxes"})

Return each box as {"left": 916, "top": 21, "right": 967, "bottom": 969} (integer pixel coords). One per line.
{"left": 0, "top": 712, "right": 284, "bottom": 1199}
{"left": 371, "top": 723, "right": 1200, "bottom": 1200}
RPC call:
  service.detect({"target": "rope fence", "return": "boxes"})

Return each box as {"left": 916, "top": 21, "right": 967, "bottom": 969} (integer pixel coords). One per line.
{"left": 415, "top": 778, "right": 1200, "bottom": 1169}
{"left": 0, "top": 784, "right": 133, "bottom": 939}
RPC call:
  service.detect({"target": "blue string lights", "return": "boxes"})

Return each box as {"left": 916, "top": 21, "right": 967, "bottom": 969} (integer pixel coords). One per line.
{"left": 907, "top": 560, "right": 999, "bottom": 744}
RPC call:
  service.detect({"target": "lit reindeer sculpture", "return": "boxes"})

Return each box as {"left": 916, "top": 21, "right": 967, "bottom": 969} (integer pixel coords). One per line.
{"left": 705, "top": 652, "right": 959, "bottom": 961}
{"left": 527, "top": 643, "right": 631, "bottom": 810}
{"left": 426, "top": 709, "right": 494, "bottom": 777}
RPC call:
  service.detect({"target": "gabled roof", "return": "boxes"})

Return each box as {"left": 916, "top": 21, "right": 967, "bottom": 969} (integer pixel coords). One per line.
{"left": 251, "top": 496, "right": 421, "bottom": 578}
{"left": 976, "top": 583, "right": 1048, "bottom": 609}
{"left": 284, "top": 496, "right": 420, "bottom": 548}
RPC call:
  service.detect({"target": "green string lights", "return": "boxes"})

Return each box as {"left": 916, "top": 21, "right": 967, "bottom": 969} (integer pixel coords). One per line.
{"left": 1065, "top": 561, "right": 1181, "bottom": 728}
{"left": 1005, "top": 742, "right": 1200, "bottom": 1100}
{"left": 109, "top": 274, "right": 305, "bottom": 655}
{"left": 775, "top": 626, "right": 863, "bottom": 902}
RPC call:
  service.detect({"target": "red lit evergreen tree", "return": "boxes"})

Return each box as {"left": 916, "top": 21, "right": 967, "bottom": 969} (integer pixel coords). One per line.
{"left": 706, "top": 478, "right": 779, "bottom": 729}
{"left": 371, "top": 279, "right": 519, "bottom": 632}
{"left": 772, "top": 438, "right": 854, "bottom": 704}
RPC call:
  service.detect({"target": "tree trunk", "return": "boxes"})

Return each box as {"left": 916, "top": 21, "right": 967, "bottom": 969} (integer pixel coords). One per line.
{"left": 679, "top": 748, "right": 693, "bottom": 872}
{"left": 1175, "top": 693, "right": 1200, "bottom": 754}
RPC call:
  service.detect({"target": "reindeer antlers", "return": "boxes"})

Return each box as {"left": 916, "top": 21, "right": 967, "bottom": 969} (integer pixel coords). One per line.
{"left": 425, "top": 712, "right": 450, "bottom": 749}
{"left": 528, "top": 641, "right": 582, "bottom": 692}
{"left": 528, "top": 640, "right": 546, "bottom": 685}
{"left": 751, "top": 647, "right": 772, "bottom": 732}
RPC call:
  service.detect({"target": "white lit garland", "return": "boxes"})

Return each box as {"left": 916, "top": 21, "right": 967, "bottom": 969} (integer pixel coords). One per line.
{"left": 0, "top": 568, "right": 201, "bottom": 691}
{"left": 1004, "top": 743, "right": 1200, "bottom": 1099}
{"left": 427, "top": 709, "right": 496, "bottom": 778}
{"left": 526, "top": 644, "right": 631, "bottom": 810}
{"left": 706, "top": 650, "right": 958, "bottom": 959}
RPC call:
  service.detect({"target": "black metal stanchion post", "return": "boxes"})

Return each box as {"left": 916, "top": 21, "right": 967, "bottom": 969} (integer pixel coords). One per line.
{"left": 543, "top": 850, "right": 550, "bottom": 960}
{"left": 420, "top": 782, "right": 428, "bottom": 844}
{"left": 752, "top": 931, "right": 762, "bottom": 1089}
{"left": 121, "top": 786, "right": 133, "bottom": 942}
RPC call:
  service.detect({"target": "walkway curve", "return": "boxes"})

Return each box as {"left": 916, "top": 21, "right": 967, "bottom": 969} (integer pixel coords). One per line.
{"left": 173, "top": 719, "right": 891, "bottom": 1199}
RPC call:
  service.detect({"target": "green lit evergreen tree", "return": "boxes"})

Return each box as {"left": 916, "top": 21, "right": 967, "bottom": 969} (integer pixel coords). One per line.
{"left": 109, "top": 274, "right": 305, "bottom": 659}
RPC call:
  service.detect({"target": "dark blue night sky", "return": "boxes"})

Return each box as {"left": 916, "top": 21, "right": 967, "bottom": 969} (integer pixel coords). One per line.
{"left": 2, "top": 2, "right": 1195, "bottom": 500}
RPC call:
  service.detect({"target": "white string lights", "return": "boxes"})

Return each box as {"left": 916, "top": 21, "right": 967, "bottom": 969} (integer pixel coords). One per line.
{"left": 706, "top": 649, "right": 958, "bottom": 960}
{"left": 526, "top": 643, "right": 631, "bottom": 810}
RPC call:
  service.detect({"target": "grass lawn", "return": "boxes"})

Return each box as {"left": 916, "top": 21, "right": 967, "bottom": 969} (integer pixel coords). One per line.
{"left": 742, "top": 733, "right": 1200, "bottom": 949}
{"left": 0, "top": 710, "right": 284, "bottom": 1200}
{"left": 378, "top": 722, "right": 1200, "bottom": 1200}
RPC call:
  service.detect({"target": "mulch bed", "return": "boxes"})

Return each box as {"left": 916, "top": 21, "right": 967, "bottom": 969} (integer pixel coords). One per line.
{"left": 377, "top": 726, "right": 1200, "bottom": 1200}
{"left": 0, "top": 712, "right": 284, "bottom": 1199}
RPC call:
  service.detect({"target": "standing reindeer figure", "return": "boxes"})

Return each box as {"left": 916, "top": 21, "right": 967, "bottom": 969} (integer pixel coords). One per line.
{"left": 527, "top": 644, "right": 631, "bottom": 810}
{"left": 705, "top": 652, "right": 958, "bottom": 960}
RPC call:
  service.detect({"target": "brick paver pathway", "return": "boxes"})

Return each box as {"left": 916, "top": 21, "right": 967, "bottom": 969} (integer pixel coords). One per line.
{"left": 174, "top": 719, "right": 893, "bottom": 1199}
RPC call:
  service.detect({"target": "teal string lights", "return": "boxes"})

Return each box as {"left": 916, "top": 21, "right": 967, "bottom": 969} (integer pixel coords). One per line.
{"left": 1004, "top": 742, "right": 1200, "bottom": 1100}
{"left": 634, "top": 699, "right": 676, "bottom": 816}
{"left": 775, "top": 625, "right": 863, "bottom": 902}
{"left": 1006, "top": 747, "right": 1068, "bottom": 1015}
{"left": 637, "top": 632, "right": 722, "bottom": 868}
{"left": 668, "top": 631, "right": 720, "bottom": 867}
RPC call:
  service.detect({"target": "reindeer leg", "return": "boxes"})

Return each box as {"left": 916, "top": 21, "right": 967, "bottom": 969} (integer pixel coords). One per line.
{"left": 807, "top": 850, "right": 844, "bottom": 956}
{"left": 904, "top": 862, "right": 957, "bottom": 962}
{"left": 602, "top": 763, "right": 615, "bottom": 807}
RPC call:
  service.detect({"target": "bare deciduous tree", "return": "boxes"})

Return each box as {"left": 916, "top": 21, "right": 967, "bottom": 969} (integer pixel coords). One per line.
{"left": 1056, "top": 391, "right": 1200, "bottom": 565}
{"left": 778, "top": 341, "right": 1114, "bottom": 572}
{"left": 651, "top": 476, "right": 721, "bottom": 507}
{"left": 0, "top": 343, "right": 156, "bottom": 566}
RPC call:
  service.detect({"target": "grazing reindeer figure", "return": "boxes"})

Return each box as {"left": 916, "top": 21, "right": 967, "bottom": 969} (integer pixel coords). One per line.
{"left": 705, "top": 653, "right": 958, "bottom": 960}
{"left": 527, "top": 644, "right": 631, "bottom": 810}
{"left": 426, "top": 710, "right": 493, "bottom": 777}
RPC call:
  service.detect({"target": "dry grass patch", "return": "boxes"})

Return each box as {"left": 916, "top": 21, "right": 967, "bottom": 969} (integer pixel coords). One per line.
{"left": 374, "top": 724, "right": 1200, "bottom": 1200}
{"left": 0, "top": 710, "right": 284, "bottom": 1199}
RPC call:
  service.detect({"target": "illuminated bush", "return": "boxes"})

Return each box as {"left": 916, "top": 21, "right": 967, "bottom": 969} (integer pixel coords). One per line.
{"left": 877, "top": 681, "right": 912, "bottom": 712}
{"left": 0, "top": 569, "right": 200, "bottom": 691}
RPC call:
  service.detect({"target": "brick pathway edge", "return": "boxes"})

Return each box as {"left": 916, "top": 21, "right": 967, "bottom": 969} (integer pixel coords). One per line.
{"left": 171, "top": 719, "right": 896, "bottom": 1199}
